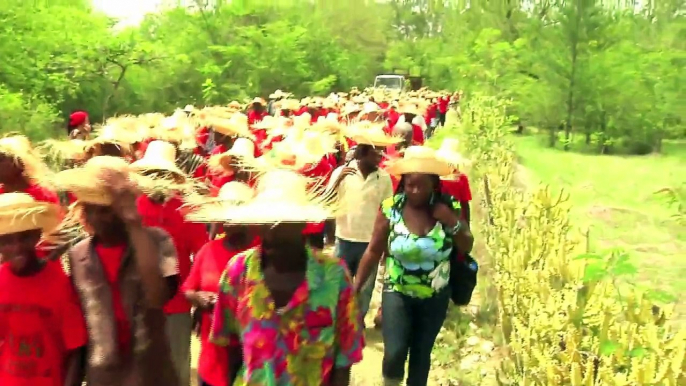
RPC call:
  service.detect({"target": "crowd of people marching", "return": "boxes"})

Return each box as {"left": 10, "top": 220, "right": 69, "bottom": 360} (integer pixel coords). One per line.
{"left": 0, "top": 87, "right": 475, "bottom": 386}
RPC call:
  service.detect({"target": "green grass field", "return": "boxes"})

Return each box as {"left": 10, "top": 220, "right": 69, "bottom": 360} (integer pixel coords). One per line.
{"left": 511, "top": 135, "right": 686, "bottom": 317}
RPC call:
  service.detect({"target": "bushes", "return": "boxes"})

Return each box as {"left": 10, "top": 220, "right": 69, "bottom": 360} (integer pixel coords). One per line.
{"left": 456, "top": 96, "right": 685, "bottom": 385}
{"left": 0, "top": 86, "right": 62, "bottom": 141}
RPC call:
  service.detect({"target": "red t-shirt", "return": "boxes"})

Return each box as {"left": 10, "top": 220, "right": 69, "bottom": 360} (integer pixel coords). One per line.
{"left": 301, "top": 157, "right": 333, "bottom": 235}
{"left": 181, "top": 239, "right": 257, "bottom": 386}
{"left": 295, "top": 106, "right": 309, "bottom": 116}
{"left": 247, "top": 110, "right": 267, "bottom": 125}
{"left": 386, "top": 109, "right": 400, "bottom": 129}
{"left": 137, "top": 195, "right": 208, "bottom": 314}
{"left": 94, "top": 244, "right": 131, "bottom": 355}
{"left": 441, "top": 174, "right": 473, "bottom": 202}
{"left": 210, "top": 143, "right": 228, "bottom": 156}
{"left": 0, "top": 260, "right": 88, "bottom": 386}
{"left": 0, "top": 184, "right": 59, "bottom": 205}
{"left": 411, "top": 124, "right": 425, "bottom": 145}
{"left": 438, "top": 96, "right": 450, "bottom": 113}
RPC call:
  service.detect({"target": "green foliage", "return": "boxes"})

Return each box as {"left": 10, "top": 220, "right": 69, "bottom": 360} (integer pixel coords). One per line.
{"left": 0, "top": 0, "right": 683, "bottom": 151}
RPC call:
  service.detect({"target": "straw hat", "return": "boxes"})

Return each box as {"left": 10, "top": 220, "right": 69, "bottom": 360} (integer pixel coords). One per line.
{"left": 203, "top": 170, "right": 336, "bottom": 224}
{"left": 130, "top": 140, "right": 186, "bottom": 181}
{"left": 0, "top": 193, "right": 61, "bottom": 236}
{"left": 184, "top": 181, "right": 255, "bottom": 223}
{"left": 278, "top": 99, "right": 300, "bottom": 111}
{"left": 398, "top": 104, "right": 422, "bottom": 116}
{"left": 52, "top": 156, "right": 149, "bottom": 206}
{"left": 251, "top": 97, "right": 266, "bottom": 106}
{"left": 347, "top": 122, "right": 403, "bottom": 147}
{"left": 0, "top": 135, "right": 49, "bottom": 183}
{"left": 269, "top": 89, "right": 291, "bottom": 99}
{"left": 436, "top": 138, "right": 468, "bottom": 167}
{"left": 204, "top": 113, "right": 254, "bottom": 139}
{"left": 208, "top": 138, "right": 256, "bottom": 174}
{"left": 227, "top": 101, "right": 243, "bottom": 112}
{"left": 252, "top": 115, "right": 279, "bottom": 130}
{"left": 341, "top": 102, "right": 361, "bottom": 116}
{"left": 384, "top": 146, "right": 453, "bottom": 177}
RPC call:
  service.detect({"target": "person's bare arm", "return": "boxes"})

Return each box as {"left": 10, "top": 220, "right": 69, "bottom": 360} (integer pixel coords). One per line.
{"left": 127, "top": 224, "right": 175, "bottom": 308}
{"left": 353, "top": 212, "right": 390, "bottom": 293}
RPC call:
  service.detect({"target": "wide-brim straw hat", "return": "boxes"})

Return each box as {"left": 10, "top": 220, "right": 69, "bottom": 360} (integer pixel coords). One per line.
{"left": 184, "top": 181, "right": 256, "bottom": 222}
{"left": 398, "top": 104, "right": 422, "bottom": 116}
{"left": 203, "top": 113, "right": 254, "bottom": 139}
{"left": 251, "top": 97, "right": 266, "bottom": 106}
{"left": 86, "top": 124, "right": 138, "bottom": 153}
{"left": 0, "top": 135, "right": 51, "bottom": 183}
{"left": 278, "top": 99, "right": 300, "bottom": 111}
{"left": 269, "top": 89, "right": 291, "bottom": 99}
{"left": 208, "top": 138, "right": 256, "bottom": 173}
{"left": 201, "top": 170, "right": 337, "bottom": 224}
{"left": 252, "top": 115, "right": 280, "bottom": 130}
{"left": 0, "top": 193, "right": 61, "bottom": 236}
{"left": 52, "top": 156, "right": 152, "bottom": 206}
{"left": 347, "top": 122, "right": 403, "bottom": 147}
{"left": 436, "top": 138, "right": 469, "bottom": 168}
{"left": 130, "top": 140, "right": 186, "bottom": 182}
{"left": 384, "top": 146, "right": 453, "bottom": 177}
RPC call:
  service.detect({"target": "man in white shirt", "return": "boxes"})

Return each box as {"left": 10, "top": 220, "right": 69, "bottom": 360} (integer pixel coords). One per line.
{"left": 327, "top": 143, "right": 394, "bottom": 322}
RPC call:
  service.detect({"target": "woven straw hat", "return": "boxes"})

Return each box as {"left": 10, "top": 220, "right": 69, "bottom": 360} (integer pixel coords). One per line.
{"left": 252, "top": 115, "right": 280, "bottom": 130}
{"left": 52, "top": 156, "right": 149, "bottom": 206}
{"left": 0, "top": 135, "right": 50, "bottom": 183}
{"left": 436, "top": 138, "right": 468, "bottom": 167}
{"left": 347, "top": 122, "right": 403, "bottom": 147}
{"left": 208, "top": 138, "right": 256, "bottom": 174}
{"left": 278, "top": 99, "right": 300, "bottom": 111}
{"left": 210, "top": 170, "right": 336, "bottom": 224}
{"left": 0, "top": 193, "right": 60, "bottom": 236}
{"left": 130, "top": 140, "right": 186, "bottom": 181}
{"left": 184, "top": 181, "right": 256, "bottom": 223}
{"left": 269, "top": 89, "right": 291, "bottom": 99}
{"left": 204, "top": 113, "right": 254, "bottom": 139}
{"left": 384, "top": 146, "right": 453, "bottom": 177}
{"left": 251, "top": 97, "right": 266, "bottom": 106}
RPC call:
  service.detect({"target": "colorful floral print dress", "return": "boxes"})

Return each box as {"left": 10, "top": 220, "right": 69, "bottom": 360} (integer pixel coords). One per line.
{"left": 210, "top": 246, "right": 364, "bottom": 386}
{"left": 381, "top": 194, "right": 458, "bottom": 298}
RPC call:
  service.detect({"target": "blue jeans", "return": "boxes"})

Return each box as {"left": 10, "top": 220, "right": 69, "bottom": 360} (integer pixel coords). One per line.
{"left": 382, "top": 289, "right": 450, "bottom": 386}
{"left": 335, "top": 238, "right": 376, "bottom": 319}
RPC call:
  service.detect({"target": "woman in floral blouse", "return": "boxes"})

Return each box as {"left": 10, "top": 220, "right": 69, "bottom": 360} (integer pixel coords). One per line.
{"left": 207, "top": 170, "right": 365, "bottom": 386}
{"left": 354, "top": 146, "right": 474, "bottom": 386}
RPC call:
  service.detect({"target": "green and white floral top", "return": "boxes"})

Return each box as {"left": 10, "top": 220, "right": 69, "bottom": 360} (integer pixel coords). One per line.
{"left": 381, "top": 194, "right": 458, "bottom": 299}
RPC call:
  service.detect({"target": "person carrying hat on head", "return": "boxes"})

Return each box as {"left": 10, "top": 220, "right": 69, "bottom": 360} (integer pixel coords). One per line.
{"left": 354, "top": 146, "right": 474, "bottom": 386}
{"left": 205, "top": 170, "right": 364, "bottom": 386}
{"left": 53, "top": 156, "right": 181, "bottom": 386}
{"left": 0, "top": 193, "right": 89, "bottom": 386}
{"left": 130, "top": 141, "right": 210, "bottom": 386}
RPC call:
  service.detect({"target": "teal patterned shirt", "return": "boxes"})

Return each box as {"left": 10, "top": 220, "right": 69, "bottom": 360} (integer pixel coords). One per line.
{"left": 381, "top": 194, "right": 459, "bottom": 298}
